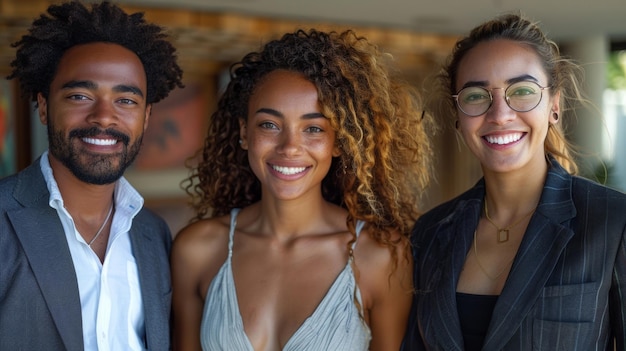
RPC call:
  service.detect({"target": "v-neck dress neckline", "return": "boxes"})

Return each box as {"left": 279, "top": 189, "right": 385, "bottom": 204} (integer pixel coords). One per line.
{"left": 200, "top": 208, "right": 371, "bottom": 351}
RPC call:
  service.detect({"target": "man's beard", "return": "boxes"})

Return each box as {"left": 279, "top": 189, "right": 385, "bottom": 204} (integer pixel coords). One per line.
{"left": 47, "top": 121, "right": 143, "bottom": 185}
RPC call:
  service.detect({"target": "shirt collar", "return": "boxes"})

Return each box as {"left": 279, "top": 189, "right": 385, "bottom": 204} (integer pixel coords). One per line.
{"left": 39, "top": 150, "right": 144, "bottom": 218}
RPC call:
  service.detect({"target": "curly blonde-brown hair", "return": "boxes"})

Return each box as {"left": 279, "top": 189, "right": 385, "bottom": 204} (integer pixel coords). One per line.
{"left": 184, "top": 28, "right": 433, "bottom": 251}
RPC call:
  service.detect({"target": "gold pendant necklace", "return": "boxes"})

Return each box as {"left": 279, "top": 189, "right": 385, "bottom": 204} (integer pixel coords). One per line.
{"left": 484, "top": 199, "right": 535, "bottom": 243}
{"left": 473, "top": 230, "right": 515, "bottom": 280}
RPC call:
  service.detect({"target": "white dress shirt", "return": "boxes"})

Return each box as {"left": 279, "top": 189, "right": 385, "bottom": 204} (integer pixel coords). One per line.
{"left": 40, "top": 151, "right": 146, "bottom": 351}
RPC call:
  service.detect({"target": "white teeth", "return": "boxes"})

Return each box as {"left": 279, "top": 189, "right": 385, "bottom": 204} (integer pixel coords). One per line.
{"left": 485, "top": 133, "right": 522, "bottom": 145}
{"left": 272, "top": 165, "right": 306, "bottom": 175}
{"left": 83, "top": 137, "right": 117, "bottom": 146}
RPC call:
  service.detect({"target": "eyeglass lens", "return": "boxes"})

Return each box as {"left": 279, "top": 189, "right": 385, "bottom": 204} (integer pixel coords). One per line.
{"left": 455, "top": 81, "right": 545, "bottom": 116}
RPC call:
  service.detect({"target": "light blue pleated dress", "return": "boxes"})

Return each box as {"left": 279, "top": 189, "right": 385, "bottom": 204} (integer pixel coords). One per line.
{"left": 200, "top": 208, "right": 371, "bottom": 351}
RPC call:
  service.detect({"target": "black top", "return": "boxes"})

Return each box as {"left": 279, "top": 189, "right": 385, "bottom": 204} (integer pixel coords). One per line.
{"left": 456, "top": 292, "right": 498, "bottom": 351}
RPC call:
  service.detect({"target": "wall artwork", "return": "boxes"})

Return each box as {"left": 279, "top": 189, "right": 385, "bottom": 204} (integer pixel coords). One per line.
{"left": 123, "top": 81, "right": 213, "bottom": 234}
{"left": 125, "top": 82, "right": 210, "bottom": 199}
{"left": 0, "top": 79, "right": 16, "bottom": 178}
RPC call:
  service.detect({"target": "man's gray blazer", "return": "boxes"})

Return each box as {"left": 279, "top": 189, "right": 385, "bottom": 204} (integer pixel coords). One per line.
{"left": 0, "top": 159, "right": 173, "bottom": 351}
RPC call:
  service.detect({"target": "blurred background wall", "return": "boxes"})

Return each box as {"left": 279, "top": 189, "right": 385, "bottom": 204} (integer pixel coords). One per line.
{"left": 1, "top": 0, "right": 625, "bottom": 234}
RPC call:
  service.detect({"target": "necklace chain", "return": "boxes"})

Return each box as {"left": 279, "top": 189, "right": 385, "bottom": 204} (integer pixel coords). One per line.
{"left": 473, "top": 231, "right": 515, "bottom": 280}
{"left": 484, "top": 199, "right": 535, "bottom": 243}
{"left": 88, "top": 203, "right": 114, "bottom": 246}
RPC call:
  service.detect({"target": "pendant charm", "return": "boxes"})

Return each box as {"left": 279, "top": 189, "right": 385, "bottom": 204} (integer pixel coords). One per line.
{"left": 497, "top": 229, "right": 509, "bottom": 243}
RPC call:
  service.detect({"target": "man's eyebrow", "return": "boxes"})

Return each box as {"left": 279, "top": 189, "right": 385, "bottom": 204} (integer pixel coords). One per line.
{"left": 61, "top": 80, "right": 97, "bottom": 90}
{"left": 113, "top": 84, "right": 144, "bottom": 98}
{"left": 61, "top": 80, "right": 144, "bottom": 98}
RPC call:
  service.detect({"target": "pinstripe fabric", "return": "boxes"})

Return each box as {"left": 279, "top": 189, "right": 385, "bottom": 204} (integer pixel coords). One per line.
{"left": 403, "top": 160, "right": 626, "bottom": 351}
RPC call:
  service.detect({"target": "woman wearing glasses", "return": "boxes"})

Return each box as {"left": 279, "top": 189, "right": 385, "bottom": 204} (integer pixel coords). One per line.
{"left": 403, "top": 14, "right": 626, "bottom": 351}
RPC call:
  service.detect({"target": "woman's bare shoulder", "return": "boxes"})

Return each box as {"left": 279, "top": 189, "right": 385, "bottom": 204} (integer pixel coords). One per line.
{"left": 175, "top": 215, "right": 231, "bottom": 241}
{"left": 172, "top": 214, "right": 233, "bottom": 268}
{"left": 355, "top": 227, "right": 407, "bottom": 267}
{"left": 354, "top": 227, "right": 412, "bottom": 292}
{"left": 354, "top": 227, "right": 413, "bottom": 351}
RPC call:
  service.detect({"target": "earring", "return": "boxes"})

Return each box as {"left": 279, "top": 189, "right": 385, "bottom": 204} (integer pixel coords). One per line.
{"left": 238, "top": 139, "right": 243, "bottom": 144}
{"left": 552, "top": 112, "right": 559, "bottom": 122}
{"left": 339, "top": 158, "right": 347, "bottom": 175}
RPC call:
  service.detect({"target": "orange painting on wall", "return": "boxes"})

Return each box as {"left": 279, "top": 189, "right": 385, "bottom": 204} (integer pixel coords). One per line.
{"left": 134, "top": 83, "right": 209, "bottom": 170}
{"left": 0, "top": 80, "right": 16, "bottom": 177}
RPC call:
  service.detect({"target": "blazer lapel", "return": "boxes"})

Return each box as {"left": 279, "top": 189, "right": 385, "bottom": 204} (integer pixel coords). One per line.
{"left": 483, "top": 164, "right": 576, "bottom": 351}
{"left": 130, "top": 220, "right": 168, "bottom": 350}
{"left": 428, "top": 196, "right": 483, "bottom": 350}
{"left": 9, "top": 162, "right": 83, "bottom": 350}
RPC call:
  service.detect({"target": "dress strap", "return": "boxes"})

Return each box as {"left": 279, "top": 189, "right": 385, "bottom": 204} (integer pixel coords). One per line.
{"left": 228, "top": 208, "right": 241, "bottom": 258}
{"left": 352, "top": 220, "right": 366, "bottom": 251}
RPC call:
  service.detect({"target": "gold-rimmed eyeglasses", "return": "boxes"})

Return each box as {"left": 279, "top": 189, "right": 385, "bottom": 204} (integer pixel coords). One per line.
{"left": 452, "top": 81, "right": 550, "bottom": 117}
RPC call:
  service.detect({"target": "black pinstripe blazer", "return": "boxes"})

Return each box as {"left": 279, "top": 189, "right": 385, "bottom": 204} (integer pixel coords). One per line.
{"left": 403, "top": 160, "right": 626, "bottom": 351}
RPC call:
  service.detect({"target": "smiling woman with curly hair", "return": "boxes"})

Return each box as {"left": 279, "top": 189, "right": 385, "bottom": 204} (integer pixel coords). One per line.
{"left": 173, "top": 29, "right": 433, "bottom": 351}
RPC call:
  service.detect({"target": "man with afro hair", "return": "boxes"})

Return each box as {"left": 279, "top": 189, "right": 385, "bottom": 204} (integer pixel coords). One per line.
{"left": 0, "top": 1, "right": 183, "bottom": 350}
